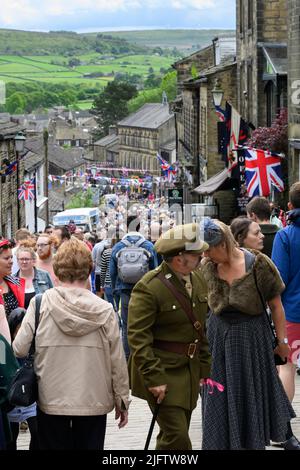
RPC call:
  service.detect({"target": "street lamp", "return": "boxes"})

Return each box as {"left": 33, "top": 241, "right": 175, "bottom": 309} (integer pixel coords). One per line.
{"left": 14, "top": 132, "right": 26, "bottom": 229}
{"left": 212, "top": 78, "right": 224, "bottom": 107}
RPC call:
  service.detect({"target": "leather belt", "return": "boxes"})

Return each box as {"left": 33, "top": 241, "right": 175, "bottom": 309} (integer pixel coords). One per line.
{"left": 153, "top": 339, "right": 200, "bottom": 359}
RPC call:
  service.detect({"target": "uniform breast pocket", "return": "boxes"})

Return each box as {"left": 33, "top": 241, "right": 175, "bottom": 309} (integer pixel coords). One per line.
{"left": 159, "top": 303, "right": 185, "bottom": 327}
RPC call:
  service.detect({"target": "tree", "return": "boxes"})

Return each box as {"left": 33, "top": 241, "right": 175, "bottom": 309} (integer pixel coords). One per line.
{"left": 144, "top": 74, "right": 162, "bottom": 89}
{"left": 25, "top": 91, "right": 44, "bottom": 112}
{"left": 246, "top": 108, "right": 288, "bottom": 154}
{"left": 59, "top": 90, "right": 77, "bottom": 106}
{"left": 127, "top": 70, "right": 177, "bottom": 114}
{"left": 92, "top": 80, "right": 137, "bottom": 137}
{"left": 160, "top": 71, "right": 177, "bottom": 101}
{"left": 66, "top": 188, "right": 94, "bottom": 208}
{"left": 5, "top": 92, "right": 26, "bottom": 114}
{"left": 68, "top": 57, "right": 81, "bottom": 67}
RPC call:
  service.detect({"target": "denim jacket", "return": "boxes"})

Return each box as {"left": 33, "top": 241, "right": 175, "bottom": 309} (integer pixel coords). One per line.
{"left": 110, "top": 233, "right": 158, "bottom": 292}
{"left": 16, "top": 268, "right": 53, "bottom": 294}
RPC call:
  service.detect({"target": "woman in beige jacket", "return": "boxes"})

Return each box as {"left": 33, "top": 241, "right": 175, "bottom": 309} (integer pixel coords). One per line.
{"left": 13, "top": 238, "right": 130, "bottom": 450}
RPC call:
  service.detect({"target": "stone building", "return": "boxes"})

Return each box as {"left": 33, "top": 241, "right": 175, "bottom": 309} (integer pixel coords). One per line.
{"left": 117, "top": 102, "right": 175, "bottom": 174}
{"left": 236, "top": 0, "right": 288, "bottom": 127}
{"left": 0, "top": 121, "right": 26, "bottom": 237}
{"left": 94, "top": 129, "right": 119, "bottom": 165}
{"left": 288, "top": 0, "right": 300, "bottom": 184}
{"left": 24, "top": 136, "right": 88, "bottom": 224}
{"left": 172, "top": 37, "right": 238, "bottom": 221}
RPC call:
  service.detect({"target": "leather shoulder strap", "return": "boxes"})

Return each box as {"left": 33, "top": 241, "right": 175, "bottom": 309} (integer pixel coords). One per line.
{"left": 157, "top": 272, "right": 203, "bottom": 338}
{"left": 252, "top": 268, "right": 276, "bottom": 340}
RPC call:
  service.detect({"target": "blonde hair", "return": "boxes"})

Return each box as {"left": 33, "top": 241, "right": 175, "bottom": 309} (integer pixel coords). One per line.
{"left": 16, "top": 245, "right": 37, "bottom": 260}
{"left": 214, "top": 219, "right": 238, "bottom": 255}
{"left": 53, "top": 238, "right": 93, "bottom": 282}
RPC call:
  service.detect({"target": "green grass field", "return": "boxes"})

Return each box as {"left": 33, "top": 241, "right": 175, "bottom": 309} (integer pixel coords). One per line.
{"left": 0, "top": 52, "right": 174, "bottom": 110}
{"left": 0, "top": 53, "right": 174, "bottom": 85}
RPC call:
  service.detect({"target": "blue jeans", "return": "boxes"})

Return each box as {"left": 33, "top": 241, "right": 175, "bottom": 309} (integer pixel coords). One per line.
{"left": 104, "top": 286, "right": 115, "bottom": 308}
{"left": 105, "top": 287, "right": 122, "bottom": 329}
{"left": 120, "top": 290, "right": 131, "bottom": 361}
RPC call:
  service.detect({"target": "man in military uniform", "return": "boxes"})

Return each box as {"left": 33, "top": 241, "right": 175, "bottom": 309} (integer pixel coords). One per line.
{"left": 128, "top": 223, "right": 211, "bottom": 450}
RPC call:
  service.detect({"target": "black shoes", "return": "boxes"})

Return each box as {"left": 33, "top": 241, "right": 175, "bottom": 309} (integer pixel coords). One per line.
{"left": 282, "top": 436, "right": 300, "bottom": 450}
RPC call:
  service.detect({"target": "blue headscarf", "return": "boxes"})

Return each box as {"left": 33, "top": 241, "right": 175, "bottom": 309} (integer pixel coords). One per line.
{"left": 201, "top": 217, "right": 223, "bottom": 247}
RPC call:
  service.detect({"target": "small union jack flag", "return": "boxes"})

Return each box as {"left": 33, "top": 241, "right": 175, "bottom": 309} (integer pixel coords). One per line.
{"left": 18, "top": 178, "right": 35, "bottom": 201}
{"left": 244, "top": 148, "right": 284, "bottom": 197}
{"left": 214, "top": 105, "right": 226, "bottom": 122}
{"left": 156, "top": 153, "right": 170, "bottom": 171}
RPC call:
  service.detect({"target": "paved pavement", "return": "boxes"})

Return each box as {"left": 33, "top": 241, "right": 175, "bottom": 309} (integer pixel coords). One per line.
{"left": 17, "top": 375, "right": 300, "bottom": 450}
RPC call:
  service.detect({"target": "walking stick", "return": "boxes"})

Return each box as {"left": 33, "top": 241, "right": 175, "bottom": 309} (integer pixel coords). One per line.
{"left": 144, "top": 402, "right": 160, "bottom": 450}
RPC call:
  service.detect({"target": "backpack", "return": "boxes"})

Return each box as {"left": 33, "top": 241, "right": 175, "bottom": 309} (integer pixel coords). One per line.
{"left": 116, "top": 236, "right": 151, "bottom": 284}
{"left": 0, "top": 334, "right": 19, "bottom": 407}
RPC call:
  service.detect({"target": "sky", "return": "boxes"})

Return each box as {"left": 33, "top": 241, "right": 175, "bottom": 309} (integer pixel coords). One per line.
{"left": 0, "top": 0, "right": 236, "bottom": 32}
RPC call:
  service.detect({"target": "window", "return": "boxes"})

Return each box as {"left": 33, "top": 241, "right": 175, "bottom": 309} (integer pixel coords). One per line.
{"left": 248, "top": 0, "right": 253, "bottom": 29}
{"left": 107, "top": 151, "right": 114, "bottom": 162}
{"left": 239, "top": 0, "right": 244, "bottom": 35}
{"left": 266, "top": 81, "right": 274, "bottom": 127}
{"left": 247, "top": 63, "right": 253, "bottom": 122}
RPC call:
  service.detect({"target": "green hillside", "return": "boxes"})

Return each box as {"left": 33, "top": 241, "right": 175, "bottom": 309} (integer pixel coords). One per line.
{"left": 0, "top": 29, "right": 150, "bottom": 56}
{"left": 94, "top": 29, "right": 236, "bottom": 53}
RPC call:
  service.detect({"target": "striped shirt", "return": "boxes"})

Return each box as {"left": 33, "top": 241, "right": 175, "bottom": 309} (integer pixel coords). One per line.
{"left": 100, "top": 248, "right": 112, "bottom": 288}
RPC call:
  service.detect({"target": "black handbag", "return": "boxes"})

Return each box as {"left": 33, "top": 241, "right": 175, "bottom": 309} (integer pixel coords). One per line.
{"left": 253, "top": 269, "right": 287, "bottom": 366}
{"left": 8, "top": 294, "right": 43, "bottom": 407}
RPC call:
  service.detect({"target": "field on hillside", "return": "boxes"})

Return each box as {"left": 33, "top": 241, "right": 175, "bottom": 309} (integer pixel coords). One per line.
{"left": 0, "top": 52, "right": 174, "bottom": 87}
{"left": 94, "top": 29, "right": 235, "bottom": 53}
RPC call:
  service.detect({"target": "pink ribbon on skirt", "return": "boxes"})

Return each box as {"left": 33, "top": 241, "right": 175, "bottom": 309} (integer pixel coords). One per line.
{"left": 203, "top": 378, "right": 225, "bottom": 394}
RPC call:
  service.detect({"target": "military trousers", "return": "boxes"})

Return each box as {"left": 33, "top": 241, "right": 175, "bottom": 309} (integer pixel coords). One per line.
{"left": 149, "top": 404, "right": 192, "bottom": 450}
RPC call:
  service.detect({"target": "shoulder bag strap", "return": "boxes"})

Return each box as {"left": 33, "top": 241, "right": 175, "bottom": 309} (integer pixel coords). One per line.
{"left": 28, "top": 293, "right": 43, "bottom": 357}
{"left": 157, "top": 272, "right": 203, "bottom": 339}
{"left": 252, "top": 267, "right": 276, "bottom": 341}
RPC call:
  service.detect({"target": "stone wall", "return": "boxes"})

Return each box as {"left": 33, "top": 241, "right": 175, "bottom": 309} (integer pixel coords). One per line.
{"left": 0, "top": 139, "right": 25, "bottom": 237}
{"left": 173, "top": 45, "right": 215, "bottom": 91}
{"left": 118, "top": 126, "right": 160, "bottom": 172}
{"left": 237, "top": 0, "right": 288, "bottom": 127}
{"left": 205, "top": 64, "right": 238, "bottom": 179}
{"left": 288, "top": 0, "right": 300, "bottom": 184}
{"left": 204, "top": 64, "right": 238, "bottom": 223}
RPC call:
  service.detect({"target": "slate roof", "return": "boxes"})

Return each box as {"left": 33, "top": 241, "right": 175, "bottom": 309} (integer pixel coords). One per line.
{"left": 94, "top": 134, "right": 119, "bottom": 147}
{"left": 24, "top": 151, "right": 44, "bottom": 172}
{"left": 262, "top": 43, "right": 287, "bottom": 75}
{"left": 38, "top": 191, "right": 66, "bottom": 222}
{"left": 24, "top": 136, "right": 86, "bottom": 171}
{"left": 118, "top": 103, "right": 173, "bottom": 129}
{"left": 0, "top": 121, "right": 26, "bottom": 139}
{"left": 55, "top": 127, "right": 91, "bottom": 141}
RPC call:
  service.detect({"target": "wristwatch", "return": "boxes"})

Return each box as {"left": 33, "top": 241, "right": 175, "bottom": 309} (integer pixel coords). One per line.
{"left": 278, "top": 338, "right": 289, "bottom": 345}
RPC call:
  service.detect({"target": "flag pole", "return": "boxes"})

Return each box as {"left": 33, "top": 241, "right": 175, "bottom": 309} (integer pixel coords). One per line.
{"left": 34, "top": 171, "right": 38, "bottom": 233}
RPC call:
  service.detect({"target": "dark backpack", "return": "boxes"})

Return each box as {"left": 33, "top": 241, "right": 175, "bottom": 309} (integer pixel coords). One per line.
{"left": 0, "top": 335, "right": 19, "bottom": 407}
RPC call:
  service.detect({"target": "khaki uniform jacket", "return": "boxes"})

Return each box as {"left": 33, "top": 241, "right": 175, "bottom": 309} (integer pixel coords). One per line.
{"left": 128, "top": 262, "right": 211, "bottom": 411}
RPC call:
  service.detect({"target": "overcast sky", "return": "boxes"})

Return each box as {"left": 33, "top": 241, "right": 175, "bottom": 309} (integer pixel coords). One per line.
{"left": 0, "top": 0, "right": 236, "bottom": 32}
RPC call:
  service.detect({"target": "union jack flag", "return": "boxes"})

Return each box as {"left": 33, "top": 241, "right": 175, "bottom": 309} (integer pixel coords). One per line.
{"left": 156, "top": 153, "right": 170, "bottom": 171}
{"left": 214, "top": 105, "right": 226, "bottom": 122}
{"left": 244, "top": 148, "right": 284, "bottom": 197}
{"left": 4, "top": 160, "right": 18, "bottom": 176}
{"left": 18, "top": 178, "right": 35, "bottom": 201}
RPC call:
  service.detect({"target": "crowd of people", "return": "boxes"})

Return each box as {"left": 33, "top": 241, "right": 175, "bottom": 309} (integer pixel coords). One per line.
{"left": 0, "top": 183, "right": 300, "bottom": 451}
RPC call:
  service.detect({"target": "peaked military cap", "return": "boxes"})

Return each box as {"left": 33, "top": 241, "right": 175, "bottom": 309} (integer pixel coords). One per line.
{"left": 154, "top": 223, "right": 209, "bottom": 257}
